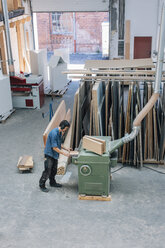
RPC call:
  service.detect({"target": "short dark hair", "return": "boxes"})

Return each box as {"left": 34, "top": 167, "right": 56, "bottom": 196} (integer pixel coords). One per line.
{"left": 59, "top": 120, "right": 70, "bottom": 130}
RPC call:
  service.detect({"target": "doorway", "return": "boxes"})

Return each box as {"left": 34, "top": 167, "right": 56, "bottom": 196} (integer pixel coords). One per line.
{"left": 134, "top": 37, "right": 152, "bottom": 59}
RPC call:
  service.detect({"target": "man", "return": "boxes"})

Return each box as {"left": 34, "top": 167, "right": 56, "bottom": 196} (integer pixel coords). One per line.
{"left": 39, "top": 120, "right": 70, "bottom": 192}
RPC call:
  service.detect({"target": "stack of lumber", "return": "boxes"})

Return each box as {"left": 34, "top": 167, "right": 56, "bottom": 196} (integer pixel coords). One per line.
{"left": 69, "top": 59, "right": 164, "bottom": 166}
{"left": 43, "top": 100, "right": 72, "bottom": 174}
{"left": 63, "top": 59, "right": 165, "bottom": 83}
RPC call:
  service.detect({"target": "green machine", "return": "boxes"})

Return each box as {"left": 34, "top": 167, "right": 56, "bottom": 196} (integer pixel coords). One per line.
{"left": 72, "top": 137, "right": 122, "bottom": 197}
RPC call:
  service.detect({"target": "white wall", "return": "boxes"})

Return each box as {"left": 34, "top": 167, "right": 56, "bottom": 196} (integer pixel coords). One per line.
{"left": 31, "top": 0, "right": 109, "bottom": 12}
{"left": 125, "top": 0, "right": 161, "bottom": 59}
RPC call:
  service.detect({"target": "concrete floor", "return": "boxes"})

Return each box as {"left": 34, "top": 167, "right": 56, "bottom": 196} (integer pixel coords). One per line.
{"left": 0, "top": 81, "right": 165, "bottom": 248}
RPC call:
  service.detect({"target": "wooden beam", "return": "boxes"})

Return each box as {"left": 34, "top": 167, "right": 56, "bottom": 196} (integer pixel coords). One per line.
{"left": 85, "top": 58, "right": 154, "bottom": 69}
{"left": 63, "top": 69, "right": 158, "bottom": 75}
{"left": 16, "top": 22, "right": 24, "bottom": 71}
{"left": 125, "top": 20, "right": 130, "bottom": 59}
{"left": 69, "top": 76, "right": 165, "bottom": 82}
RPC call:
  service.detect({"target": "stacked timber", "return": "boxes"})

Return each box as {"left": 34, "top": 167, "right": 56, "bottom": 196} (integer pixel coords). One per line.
{"left": 68, "top": 59, "right": 164, "bottom": 166}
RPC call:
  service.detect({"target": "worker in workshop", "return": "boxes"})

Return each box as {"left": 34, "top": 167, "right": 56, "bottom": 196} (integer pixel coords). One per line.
{"left": 39, "top": 120, "right": 71, "bottom": 192}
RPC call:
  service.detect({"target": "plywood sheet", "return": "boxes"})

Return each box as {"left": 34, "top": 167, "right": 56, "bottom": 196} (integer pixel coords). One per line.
{"left": 43, "top": 100, "right": 66, "bottom": 146}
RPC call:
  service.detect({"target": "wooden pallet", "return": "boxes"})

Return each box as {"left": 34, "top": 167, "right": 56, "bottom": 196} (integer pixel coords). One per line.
{"left": 45, "top": 87, "right": 68, "bottom": 97}
{"left": 17, "top": 155, "right": 33, "bottom": 172}
{"left": 78, "top": 194, "right": 111, "bottom": 201}
{"left": 45, "top": 80, "right": 71, "bottom": 97}
{"left": 0, "top": 109, "right": 15, "bottom": 123}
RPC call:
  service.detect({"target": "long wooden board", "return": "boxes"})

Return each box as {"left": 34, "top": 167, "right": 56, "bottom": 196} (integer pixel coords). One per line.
{"left": 85, "top": 58, "right": 154, "bottom": 69}
{"left": 43, "top": 100, "right": 66, "bottom": 147}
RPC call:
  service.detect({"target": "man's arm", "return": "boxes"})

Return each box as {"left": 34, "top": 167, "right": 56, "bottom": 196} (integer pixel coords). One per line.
{"left": 61, "top": 145, "right": 73, "bottom": 152}
{"left": 53, "top": 147, "right": 70, "bottom": 157}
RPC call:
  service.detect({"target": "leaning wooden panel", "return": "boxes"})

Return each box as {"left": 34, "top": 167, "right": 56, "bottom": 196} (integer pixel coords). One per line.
{"left": 43, "top": 100, "right": 66, "bottom": 147}
{"left": 0, "top": 31, "right": 8, "bottom": 74}
{"left": 147, "top": 83, "right": 153, "bottom": 159}
{"left": 70, "top": 89, "right": 78, "bottom": 149}
{"left": 57, "top": 123, "right": 72, "bottom": 175}
{"left": 122, "top": 83, "right": 133, "bottom": 163}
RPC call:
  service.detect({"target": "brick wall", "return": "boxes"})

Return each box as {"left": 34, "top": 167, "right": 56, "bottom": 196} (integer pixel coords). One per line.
{"left": 37, "top": 12, "right": 108, "bottom": 53}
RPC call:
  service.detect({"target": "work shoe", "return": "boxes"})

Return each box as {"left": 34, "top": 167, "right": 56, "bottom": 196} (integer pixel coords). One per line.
{"left": 50, "top": 182, "right": 62, "bottom": 188}
{"left": 40, "top": 186, "right": 49, "bottom": 192}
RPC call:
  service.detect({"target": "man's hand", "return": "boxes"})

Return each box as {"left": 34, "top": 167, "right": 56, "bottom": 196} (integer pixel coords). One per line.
{"left": 63, "top": 151, "right": 70, "bottom": 157}
{"left": 67, "top": 148, "right": 73, "bottom": 152}
{"left": 61, "top": 145, "right": 73, "bottom": 152}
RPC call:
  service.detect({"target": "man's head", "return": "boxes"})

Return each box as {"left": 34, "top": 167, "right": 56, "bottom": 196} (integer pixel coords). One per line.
{"left": 59, "top": 120, "right": 70, "bottom": 134}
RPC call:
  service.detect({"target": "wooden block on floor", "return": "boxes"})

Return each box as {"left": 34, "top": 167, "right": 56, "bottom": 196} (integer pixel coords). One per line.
{"left": 17, "top": 156, "right": 33, "bottom": 170}
{"left": 78, "top": 194, "right": 111, "bottom": 201}
{"left": 82, "top": 135, "right": 106, "bottom": 155}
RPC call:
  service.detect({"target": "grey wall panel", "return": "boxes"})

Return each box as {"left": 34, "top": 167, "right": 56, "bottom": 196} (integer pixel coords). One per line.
{"left": 31, "top": 0, "right": 109, "bottom": 12}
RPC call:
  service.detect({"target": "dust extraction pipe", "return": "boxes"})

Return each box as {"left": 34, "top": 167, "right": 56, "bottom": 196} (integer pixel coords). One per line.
{"left": 1, "top": 0, "right": 15, "bottom": 76}
{"left": 122, "top": 2, "right": 165, "bottom": 144}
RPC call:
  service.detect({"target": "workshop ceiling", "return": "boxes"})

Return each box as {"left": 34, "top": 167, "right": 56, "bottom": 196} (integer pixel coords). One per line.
{"left": 31, "top": 0, "right": 109, "bottom": 12}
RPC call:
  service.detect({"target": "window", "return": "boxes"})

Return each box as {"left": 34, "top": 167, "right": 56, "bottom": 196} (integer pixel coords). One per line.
{"left": 118, "top": 40, "right": 124, "bottom": 56}
{"left": 52, "top": 12, "right": 72, "bottom": 35}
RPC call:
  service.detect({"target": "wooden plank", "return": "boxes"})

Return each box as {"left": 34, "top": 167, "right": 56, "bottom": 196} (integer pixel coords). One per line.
{"left": 70, "top": 76, "right": 161, "bottom": 82}
{"left": 57, "top": 123, "right": 72, "bottom": 175}
{"left": 13, "top": 0, "right": 22, "bottom": 9}
{"left": 0, "top": 0, "right": 14, "bottom": 12}
{"left": 153, "top": 107, "right": 159, "bottom": 160}
{"left": 82, "top": 136, "right": 105, "bottom": 155}
{"left": 125, "top": 20, "right": 130, "bottom": 59}
{"left": 92, "top": 81, "right": 105, "bottom": 136}
{"left": 147, "top": 83, "right": 153, "bottom": 159}
{"left": 65, "top": 108, "right": 71, "bottom": 123}
{"left": 122, "top": 83, "right": 133, "bottom": 163}
{"left": 17, "top": 156, "right": 33, "bottom": 170}
{"left": 92, "top": 83, "right": 100, "bottom": 135}
{"left": 75, "top": 82, "right": 84, "bottom": 147}
{"left": 16, "top": 22, "right": 24, "bottom": 72}
{"left": 85, "top": 58, "right": 154, "bottom": 69}
{"left": 79, "top": 194, "right": 111, "bottom": 201}
{"left": 82, "top": 106, "right": 90, "bottom": 135}
{"left": 159, "top": 84, "right": 165, "bottom": 160}
{"left": 0, "top": 30, "right": 8, "bottom": 74}
{"left": 63, "top": 69, "right": 159, "bottom": 76}
{"left": 105, "top": 81, "right": 111, "bottom": 136}
{"left": 70, "top": 89, "right": 78, "bottom": 149}
{"left": 143, "top": 82, "right": 148, "bottom": 160}
{"left": 86, "top": 136, "right": 106, "bottom": 151}
{"left": 89, "top": 100, "right": 93, "bottom": 135}
{"left": 43, "top": 100, "right": 66, "bottom": 147}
